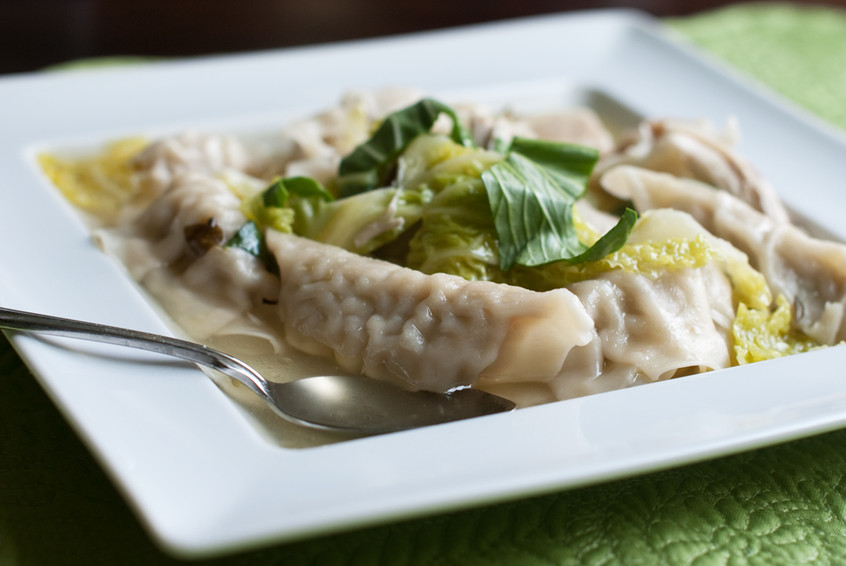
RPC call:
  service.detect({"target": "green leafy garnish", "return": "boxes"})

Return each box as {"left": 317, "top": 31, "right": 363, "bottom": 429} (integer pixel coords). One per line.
{"left": 225, "top": 221, "right": 279, "bottom": 275}
{"left": 330, "top": 99, "right": 636, "bottom": 273}
{"left": 336, "top": 98, "right": 475, "bottom": 197}
{"left": 244, "top": 176, "right": 333, "bottom": 233}
{"left": 293, "top": 186, "right": 430, "bottom": 255}
{"left": 482, "top": 137, "right": 636, "bottom": 270}
{"left": 263, "top": 176, "right": 333, "bottom": 206}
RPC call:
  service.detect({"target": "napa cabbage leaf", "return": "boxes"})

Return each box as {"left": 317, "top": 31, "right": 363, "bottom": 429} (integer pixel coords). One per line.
{"left": 238, "top": 175, "right": 333, "bottom": 234}
{"left": 334, "top": 98, "right": 636, "bottom": 270}
{"left": 292, "top": 186, "right": 432, "bottom": 255}
{"left": 405, "top": 176, "right": 502, "bottom": 281}
{"left": 733, "top": 294, "right": 820, "bottom": 364}
{"left": 506, "top": 233, "right": 717, "bottom": 291}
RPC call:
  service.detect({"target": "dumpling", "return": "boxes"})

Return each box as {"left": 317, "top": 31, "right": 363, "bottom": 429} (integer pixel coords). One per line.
{"left": 592, "top": 119, "right": 790, "bottom": 222}
{"left": 601, "top": 165, "right": 846, "bottom": 344}
{"left": 94, "top": 170, "right": 279, "bottom": 340}
{"left": 265, "top": 230, "right": 596, "bottom": 393}
{"left": 553, "top": 262, "right": 734, "bottom": 399}
{"left": 139, "top": 246, "right": 280, "bottom": 341}
{"left": 266, "top": 208, "right": 741, "bottom": 403}
{"left": 544, "top": 209, "right": 740, "bottom": 400}
{"left": 132, "top": 132, "right": 249, "bottom": 200}
{"left": 451, "top": 104, "right": 614, "bottom": 153}
{"left": 132, "top": 172, "right": 246, "bottom": 265}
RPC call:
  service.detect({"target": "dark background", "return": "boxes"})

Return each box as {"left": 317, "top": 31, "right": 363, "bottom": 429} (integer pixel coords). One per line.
{"left": 2, "top": 0, "right": 846, "bottom": 76}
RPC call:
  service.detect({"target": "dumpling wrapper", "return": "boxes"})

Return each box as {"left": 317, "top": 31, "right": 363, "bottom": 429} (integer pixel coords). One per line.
{"left": 592, "top": 119, "right": 790, "bottom": 222}
{"left": 601, "top": 165, "right": 846, "bottom": 344}
{"left": 266, "top": 231, "right": 596, "bottom": 393}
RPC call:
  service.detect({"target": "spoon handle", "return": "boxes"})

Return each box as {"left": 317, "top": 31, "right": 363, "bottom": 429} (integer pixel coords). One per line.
{"left": 0, "top": 306, "right": 270, "bottom": 398}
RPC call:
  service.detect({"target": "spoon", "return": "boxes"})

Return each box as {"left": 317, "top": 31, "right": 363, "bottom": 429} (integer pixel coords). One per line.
{"left": 0, "top": 306, "right": 515, "bottom": 434}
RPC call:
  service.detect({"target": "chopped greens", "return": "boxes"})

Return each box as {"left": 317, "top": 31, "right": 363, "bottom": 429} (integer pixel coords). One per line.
{"left": 293, "top": 186, "right": 431, "bottom": 255}
{"left": 263, "top": 176, "right": 333, "bottom": 206}
{"left": 184, "top": 218, "right": 225, "bottom": 256}
{"left": 225, "top": 220, "right": 279, "bottom": 275}
{"left": 336, "top": 98, "right": 475, "bottom": 197}
{"left": 334, "top": 98, "right": 636, "bottom": 271}
{"left": 231, "top": 176, "right": 333, "bottom": 270}
{"left": 733, "top": 295, "right": 819, "bottom": 364}
{"left": 244, "top": 176, "right": 333, "bottom": 233}
{"left": 237, "top": 99, "right": 638, "bottom": 282}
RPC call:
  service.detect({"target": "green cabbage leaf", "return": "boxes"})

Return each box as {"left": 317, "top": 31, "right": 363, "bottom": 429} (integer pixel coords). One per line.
{"left": 333, "top": 99, "right": 636, "bottom": 271}
{"left": 406, "top": 176, "right": 502, "bottom": 281}
{"left": 292, "top": 186, "right": 432, "bottom": 255}
{"left": 243, "top": 175, "right": 333, "bottom": 233}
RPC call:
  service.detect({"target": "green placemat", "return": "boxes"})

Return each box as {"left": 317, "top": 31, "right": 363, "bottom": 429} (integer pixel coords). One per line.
{"left": 4, "top": 3, "right": 846, "bottom": 564}
{"left": 667, "top": 2, "right": 846, "bottom": 132}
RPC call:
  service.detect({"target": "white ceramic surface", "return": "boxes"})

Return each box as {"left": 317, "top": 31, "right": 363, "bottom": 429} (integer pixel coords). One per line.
{"left": 2, "top": 9, "right": 846, "bottom": 558}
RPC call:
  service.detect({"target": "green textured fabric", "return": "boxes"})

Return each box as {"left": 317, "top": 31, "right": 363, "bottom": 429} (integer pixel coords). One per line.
{"left": 3, "top": 4, "right": 846, "bottom": 564}
{"left": 667, "top": 3, "right": 846, "bottom": 131}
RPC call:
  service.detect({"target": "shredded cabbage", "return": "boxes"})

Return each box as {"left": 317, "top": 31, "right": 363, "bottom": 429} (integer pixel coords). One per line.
{"left": 733, "top": 294, "right": 819, "bottom": 364}
{"left": 711, "top": 245, "right": 785, "bottom": 359}
{"left": 38, "top": 138, "right": 148, "bottom": 215}
{"left": 397, "top": 134, "right": 500, "bottom": 192}
{"left": 507, "top": 234, "right": 715, "bottom": 290}
{"left": 293, "top": 186, "right": 431, "bottom": 255}
{"left": 406, "top": 177, "right": 502, "bottom": 280}
{"left": 383, "top": 136, "right": 747, "bottom": 293}
{"left": 218, "top": 170, "right": 298, "bottom": 233}
{"left": 390, "top": 135, "right": 501, "bottom": 278}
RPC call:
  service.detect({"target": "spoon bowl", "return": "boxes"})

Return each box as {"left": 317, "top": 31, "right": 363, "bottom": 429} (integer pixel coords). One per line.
{"left": 0, "top": 306, "right": 515, "bottom": 434}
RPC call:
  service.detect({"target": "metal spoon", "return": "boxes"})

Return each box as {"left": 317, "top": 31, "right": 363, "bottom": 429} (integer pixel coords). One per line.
{"left": 0, "top": 306, "right": 515, "bottom": 434}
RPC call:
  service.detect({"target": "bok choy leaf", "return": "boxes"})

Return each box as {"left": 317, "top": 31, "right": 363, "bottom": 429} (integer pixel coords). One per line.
{"left": 230, "top": 176, "right": 332, "bottom": 274}
{"left": 244, "top": 176, "right": 333, "bottom": 233}
{"left": 482, "top": 137, "right": 636, "bottom": 270}
{"left": 336, "top": 98, "right": 475, "bottom": 197}
{"left": 263, "top": 176, "right": 333, "bottom": 205}
{"left": 225, "top": 220, "right": 279, "bottom": 275}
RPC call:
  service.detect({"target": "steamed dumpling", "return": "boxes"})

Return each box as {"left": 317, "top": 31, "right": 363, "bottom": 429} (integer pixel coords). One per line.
{"left": 451, "top": 104, "right": 614, "bottom": 153}
{"left": 132, "top": 132, "right": 249, "bottom": 200}
{"left": 265, "top": 231, "right": 596, "bottom": 393}
{"left": 266, "top": 209, "right": 741, "bottom": 403}
{"left": 94, "top": 170, "right": 279, "bottom": 340}
{"left": 540, "top": 209, "right": 740, "bottom": 401}
{"left": 551, "top": 263, "right": 733, "bottom": 399}
{"left": 592, "top": 119, "right": 790, "bottom": 223}
{"left": 601, "top": 165, "right": 846, "bottom": 344}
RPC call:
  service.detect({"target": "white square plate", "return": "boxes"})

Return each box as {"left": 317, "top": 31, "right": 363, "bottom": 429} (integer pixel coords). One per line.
{"left": 3, "top": 9, "right": 846, "bottom": 558}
